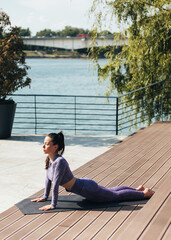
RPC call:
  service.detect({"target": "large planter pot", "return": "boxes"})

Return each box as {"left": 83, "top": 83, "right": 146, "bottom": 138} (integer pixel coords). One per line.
{"left": 0, "top": 101, "right": 16, "bottom": 139}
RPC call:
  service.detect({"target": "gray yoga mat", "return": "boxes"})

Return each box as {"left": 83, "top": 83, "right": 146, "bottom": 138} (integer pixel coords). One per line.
{"left": 16, "top": 195, "right": 148, "bottom": 215}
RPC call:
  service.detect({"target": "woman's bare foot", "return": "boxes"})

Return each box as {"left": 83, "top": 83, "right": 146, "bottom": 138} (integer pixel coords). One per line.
{"left": 144, "top": 188, "right": 154, "bottom": 198}
{"left": 136, "top": 185, "right": 145, "bottom": 191}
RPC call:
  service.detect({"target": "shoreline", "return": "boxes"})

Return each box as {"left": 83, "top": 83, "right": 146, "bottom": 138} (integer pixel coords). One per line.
{"left": 24, "top": 50, "right": 89, "bottom": 59}
{"left": 26, "top": 55, "right": 88, "bottom": 59}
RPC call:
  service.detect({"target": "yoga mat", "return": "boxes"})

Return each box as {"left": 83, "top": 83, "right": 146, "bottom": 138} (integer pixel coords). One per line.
{"left": 16, "top": 195, "right": 148, "bottom": 215}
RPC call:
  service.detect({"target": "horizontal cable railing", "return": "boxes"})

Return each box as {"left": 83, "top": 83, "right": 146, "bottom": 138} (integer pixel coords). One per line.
{"left": 10, "top": 79, "right": 170, "bottom": 135}
{"left": 12, "top": 94, "right": 117, "bottom": 135}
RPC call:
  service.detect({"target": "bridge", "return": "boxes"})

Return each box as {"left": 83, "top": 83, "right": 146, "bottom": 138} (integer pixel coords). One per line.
{"left": 22, "top": 37, "right": 127, "bottom": 51}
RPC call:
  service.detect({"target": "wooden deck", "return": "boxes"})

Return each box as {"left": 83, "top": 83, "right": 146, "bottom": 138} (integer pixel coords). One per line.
{"left": 0, "top": 121, "right": 170, "bottom": 240}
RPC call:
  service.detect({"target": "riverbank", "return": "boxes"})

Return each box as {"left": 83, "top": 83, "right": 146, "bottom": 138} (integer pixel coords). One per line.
{"left": 24, "top": 50, "right": 88, "bottom": 58}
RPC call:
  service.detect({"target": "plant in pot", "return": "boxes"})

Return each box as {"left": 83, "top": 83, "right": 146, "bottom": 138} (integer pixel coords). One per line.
{"left": 0, "top": 11, "right": 31, "bottom": 139}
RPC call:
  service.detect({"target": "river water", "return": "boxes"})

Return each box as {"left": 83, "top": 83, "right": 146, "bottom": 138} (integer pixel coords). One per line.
{"left": 12, "top": 58, "right": 148, "bottom": 136}
{"left": 12, "top": 58, "right": 121, "bottom": 136}
{"left": 17, "top": 58, "right": 112, "bottom": 96}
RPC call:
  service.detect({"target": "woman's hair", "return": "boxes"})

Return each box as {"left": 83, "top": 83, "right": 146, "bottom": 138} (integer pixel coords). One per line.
{"left": 45, "top": 131, "right": 65, "bottom": 169}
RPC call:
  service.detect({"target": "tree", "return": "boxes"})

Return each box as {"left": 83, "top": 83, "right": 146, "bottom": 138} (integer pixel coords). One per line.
{"left": 35, "top": 26, "right": 90, "bottom": 38}
{"left": 90, "top": 0, "right": 171, "bottom": 127}
{"left": 59, "top": 26, "right": 89, "bottom": 37}
{"left": 18, "top": 27, "right": 31, "bottom": 37}
{"left": 36, "top": 29, "right": 58, "bottom": 37}
{"left": 0, "top": 11, "right": 31, "bottom": 101}
{"left": 98, "top": 30, "right": 114, "bottom": 38}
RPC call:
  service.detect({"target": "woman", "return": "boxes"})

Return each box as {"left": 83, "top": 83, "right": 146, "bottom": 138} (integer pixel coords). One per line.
{"left": 32, "top": 131, "right": 154, "bottom": 211}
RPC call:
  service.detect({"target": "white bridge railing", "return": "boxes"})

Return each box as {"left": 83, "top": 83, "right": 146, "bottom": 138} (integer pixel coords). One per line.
{"left": 23, "top": 37, "right": 127, "bottom": 51}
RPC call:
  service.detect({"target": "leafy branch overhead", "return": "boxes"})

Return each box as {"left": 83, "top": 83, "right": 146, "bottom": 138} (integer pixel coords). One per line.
{"left": 0, "top": 11, "right": 31, "bottom": 101}
{"left": 90, "top": 0, "right": 170, "bottom": 127}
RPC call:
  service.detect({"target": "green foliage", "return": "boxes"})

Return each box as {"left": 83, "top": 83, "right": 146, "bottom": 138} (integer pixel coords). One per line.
{"left": 36, "top": 28, "right": 57, "bottom": 37}
{"left": 18, "top": 27, "right": 31, "bottom": 37}
{"left": 90, "top": 0, "right": 171, "bottom": 128}
{"left": 59, "top": 26, "right": 89, "bottom": 37}
{"left": 98, "top": 30, "right": 114, "bottom": 37}
{"left": 0, "top": 11, "right": 31, "bottom": 101}
{"left": 35, "top": 26, "right": 90, "bottom": 38}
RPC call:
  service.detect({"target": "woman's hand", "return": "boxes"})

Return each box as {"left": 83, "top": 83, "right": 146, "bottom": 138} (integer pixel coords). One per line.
{"left": 39, "top": 205, "right": 55, "bottom": 211}
{"left": 31, "top": 198, "right": 45, "bottom": 202}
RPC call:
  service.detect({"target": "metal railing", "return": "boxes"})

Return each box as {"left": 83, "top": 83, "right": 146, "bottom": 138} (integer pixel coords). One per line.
{"left": 11, "top": 94, "right": 118, "bottom": 135}
{"left": 117, "top": 79, "right": 170, "bottom": 134}
{"left": 11, "top": 79, "right": 170, "bottom": 135}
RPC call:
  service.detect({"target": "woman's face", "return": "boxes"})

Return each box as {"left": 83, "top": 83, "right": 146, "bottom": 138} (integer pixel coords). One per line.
{"left": 43, "top": 136, "right": 58, "bottom": 155}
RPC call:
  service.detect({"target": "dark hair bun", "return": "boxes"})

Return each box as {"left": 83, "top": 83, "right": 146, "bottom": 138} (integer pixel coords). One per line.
{"left": 47, "top": 131, "right": 65, "bottom": 155}
{"left": 57, "top": 131, "right": 65, "bottom": 154}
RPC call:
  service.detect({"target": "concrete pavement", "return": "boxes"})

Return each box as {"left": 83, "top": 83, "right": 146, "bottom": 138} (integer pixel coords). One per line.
{"left": 0, "top": 134, "right": 126, "bottom": 213}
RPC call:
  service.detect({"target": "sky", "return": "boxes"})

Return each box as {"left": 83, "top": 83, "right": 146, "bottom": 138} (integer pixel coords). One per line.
{"left": 0, "top": 0, "right": 121, "bottom": 36}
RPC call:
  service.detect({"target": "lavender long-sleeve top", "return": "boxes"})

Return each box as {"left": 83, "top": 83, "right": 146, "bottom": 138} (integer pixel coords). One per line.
{"left": 43, "top": 155, "right": 74, "bottom": 208}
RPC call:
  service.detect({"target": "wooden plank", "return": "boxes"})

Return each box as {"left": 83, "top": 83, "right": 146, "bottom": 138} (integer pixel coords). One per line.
{"left": 161, "top": 224, "right": 171, "bottom": 240}
{"left": 117, "top": 173, "right": 171, "bottom": 240}
{"left": 101, "top": 137, "right": 170, "bottom": 188}
{"left": 89, "top": 127, "right": 168, "bottom": 187}
{"left": 138, "top": 194, "right": 171, "bottom": 240}
{"left": 6, "top": 213, "right": 57, "bottom": 240}
{"left": 109, "top": 171, "right": 171, "bottom": 239}
{"left": 131, "top": 149, "right": 171, "bottom": 188}
{"left": 145, "top": 159, "right": 171, "bottom": 190}
{"left": 73, "top": 209, "right": 123, "bottom": 240}
{"left": 0, "top": 214, "right": 39, "bottom": 239}
{"left": 91, "top": 206, "right": 138, "bottom": 240}
{"left": 0, "top": 206, "right": 18, "bottom": 222}
{"left": 22, "top": 211, "right": 75, "bottom": 240}
{"left": 0, "top": 211, "right": 23, "bottom": 232}
{"left": 55, "top": 209, "right": 119, "bottom": 240}
{"left": 109, "top": 167, "right": 171, "bottom": 239}
{"left": 66, "top": 209, "right": 119, "bottom": 240}
{"left": 42, "top": 210, "right": 105, "bottom": 240}
{"left": 73, "top": 122, "right": 164, "bottom": 178}
{"left": 108, "top": 205, "right": 144, "bottom": 240}
{"left": 122, "top": 147, "right": 171, "bottom": 188}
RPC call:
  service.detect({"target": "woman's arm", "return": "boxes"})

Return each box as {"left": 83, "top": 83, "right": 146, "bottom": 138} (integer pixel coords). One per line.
{"left": 31, "top": 171, "right": 51, "bottom": 204}
{"left": 36, "top": 175, "right": 53, "bottom": 211}
{"left": 43, "top": 173, "right": 52, "bottom": 200}
{"left": 40, "top": 158, "right": 67, "bottom": 210}
{"left": 51, "top": 158, "right": 66, "bottom": 207}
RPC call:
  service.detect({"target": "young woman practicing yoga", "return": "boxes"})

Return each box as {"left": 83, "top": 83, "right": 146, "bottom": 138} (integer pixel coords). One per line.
{"left": 32, "top": 132, "right": 154, "bottom": 211}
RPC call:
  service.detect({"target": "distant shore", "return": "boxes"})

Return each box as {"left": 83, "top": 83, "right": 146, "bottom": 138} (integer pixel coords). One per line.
{"left": 24, "top": 50, "right": 88, "bottom": 59}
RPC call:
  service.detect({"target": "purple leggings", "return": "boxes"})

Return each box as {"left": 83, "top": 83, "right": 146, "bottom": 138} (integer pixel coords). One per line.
{"left": 69, "top": 178, "right": 144, "bottom": 202}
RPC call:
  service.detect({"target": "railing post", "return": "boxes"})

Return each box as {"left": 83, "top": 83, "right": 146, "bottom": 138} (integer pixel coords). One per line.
{"left": 34, "top": 95, "right": 37, "bottom": 134}
{"left": 74, "top": 96, "right": 76, "bottom": 135}
{"left": 116, "top": 97, "right": 119, "bottom": 135}
{"left": 161, "top": 80, "right": 166, "bottom": 122}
